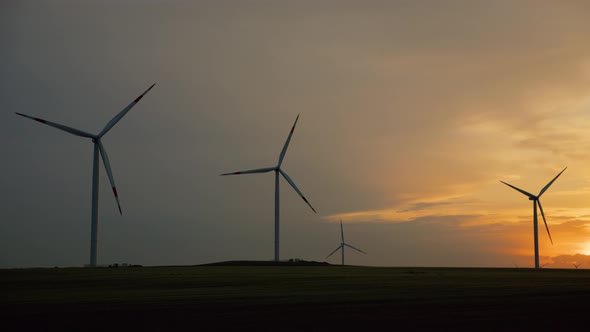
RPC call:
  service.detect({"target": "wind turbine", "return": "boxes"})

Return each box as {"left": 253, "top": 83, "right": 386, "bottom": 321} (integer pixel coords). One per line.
{"left": 221, "top": 115, "right": 316, "bottom": 262}
{"left": 16, "top": 83, "right": 155, "bottom": 267}
{"left": 573, "top": 263, "right": 582, "bottom": 269}
{"left": 500, "top": 167, "right": 566, "bottom": 269}
{"left": 326, "top": 219, "right": 366, "bottom": 265}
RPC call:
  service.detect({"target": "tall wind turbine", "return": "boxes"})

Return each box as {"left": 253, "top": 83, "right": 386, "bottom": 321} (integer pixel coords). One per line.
{"left": 500, "top": 167, "right": 566, "bottom": 269}
{"left": 326, "top": 219, "right": 366, "bottom": 265}
{"left": 221, "top": 115, "right": 316, "bottom": 262}
{"left": 16, "top": 83, "right": 155, "bottom": 267}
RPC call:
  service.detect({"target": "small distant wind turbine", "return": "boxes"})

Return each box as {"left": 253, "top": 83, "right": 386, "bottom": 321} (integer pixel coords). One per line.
{"left": 16, "top": 84, "right": 155, "bottom": 267}
{"left": 221, "top": 115, "right": 316, "bottom": 262}
{"left": 500, "top": 167, "right": 566, "bottom": 269}
{"left": 573, "top": 263, "right": 582, "bottom": 269}
{"left": 326, "top": 219, "right": 366, "bottom": 265}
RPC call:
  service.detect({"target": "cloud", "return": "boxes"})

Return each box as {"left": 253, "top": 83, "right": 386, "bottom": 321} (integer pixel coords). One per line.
{"left": 549, "top": 254, "right": 590, "bottom": 268}
{"left": 397, "top": 198, "right": 481, "bottom": 213}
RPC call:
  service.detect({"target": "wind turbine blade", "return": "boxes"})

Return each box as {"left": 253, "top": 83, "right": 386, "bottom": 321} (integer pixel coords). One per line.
{"left": 220, "top": 166, "right": 275, "bottom": 176}
{"left": 537, "top": 200, "right": 553, "bottom": 245}
{"left": 538, "top": 167, "right": 567, "bottom": 197}
{"left": 279, "top": 169, "right": 316, "bottom": 213}
{"left": 98, "top": 83, "right": 156, "bottom": 137}
{"left": 278, "top": 114, "right": 299, "bottom": 167}
{"left": 344, "top": 243, "right": 367, "bottom": 254}
{"left": 340, "top": 219, "right": 344, "bottom": 243}
{"left": 326, "top": 245, "right": 342, "bottom": 259}
{"left": 15, "top": 113, "right": 94, "bottom": 138}
{"left": 500, "top": 181, "right": 536, "bottom": 199}
{"left": 97, "top": 141, "right": 122, "bottom": 215}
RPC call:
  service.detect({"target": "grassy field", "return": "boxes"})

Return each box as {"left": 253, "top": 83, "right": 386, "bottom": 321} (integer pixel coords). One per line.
{"left": 2, "top": 265, "right": 590, "bottom": 331}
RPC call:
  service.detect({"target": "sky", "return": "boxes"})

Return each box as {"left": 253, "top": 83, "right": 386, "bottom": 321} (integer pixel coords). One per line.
{"left": 3, "top": 0, "right": 590, "bottom": 269}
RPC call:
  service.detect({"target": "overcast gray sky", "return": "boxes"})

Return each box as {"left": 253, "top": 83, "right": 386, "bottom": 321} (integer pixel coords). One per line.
{"left": 3, "top": 0, "right": 590, "bottom": 268}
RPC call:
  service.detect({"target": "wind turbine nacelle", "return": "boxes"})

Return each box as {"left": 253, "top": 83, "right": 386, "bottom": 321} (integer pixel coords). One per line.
{"left": 529, "top": 197, "right": 536, "bottom": 201}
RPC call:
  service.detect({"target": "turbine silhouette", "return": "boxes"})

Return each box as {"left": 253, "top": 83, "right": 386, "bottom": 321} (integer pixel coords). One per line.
{"left": 326, "top": 219, "right": 366, "bottom": 265}
{"left": 221, "top": 115, "right": 316, "bottom": 261}
{"left": 16, "top": 84, "right": 155, "bottom": 266}
{"left": 500, "top": 167, "right": 566, "bottom": 269}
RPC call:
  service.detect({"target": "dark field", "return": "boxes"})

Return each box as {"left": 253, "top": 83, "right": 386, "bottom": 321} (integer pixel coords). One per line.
{"left": 2, "top": 265, "right": 590, "bottom": 331}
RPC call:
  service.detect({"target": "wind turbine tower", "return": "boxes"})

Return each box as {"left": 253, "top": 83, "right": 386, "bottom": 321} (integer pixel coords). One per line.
{"left": 500, "top": 167, "right": 566, "bottom": 269}
{"left": 16, "top": 84, "right": 155, "bottom": 267}
{"left": 221, "top": 115, "right": 316, "bottom": 262}
{"left": 326, "top": 219, "right": 366, "bottom": 265}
